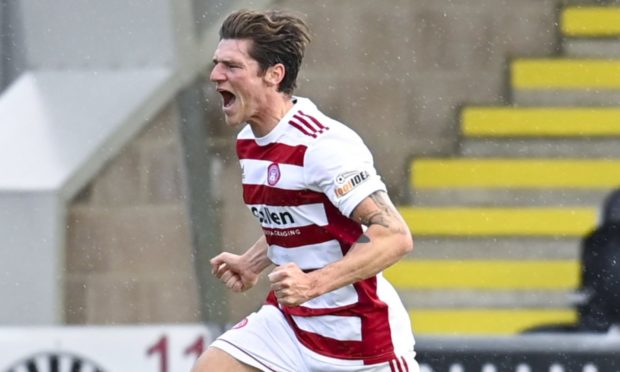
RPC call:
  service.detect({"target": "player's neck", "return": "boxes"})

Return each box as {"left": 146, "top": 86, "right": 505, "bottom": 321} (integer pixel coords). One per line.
{"left": 248, "top": 93, "right": 294, "bottom": 138}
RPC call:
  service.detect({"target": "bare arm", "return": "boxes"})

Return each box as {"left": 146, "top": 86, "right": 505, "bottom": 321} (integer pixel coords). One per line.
{"left": 211, "top": 235, "right": 272, "bottom": 292}
{"left": 310, "top": 190, "right": 413, "bottom": 294}
{"left": 240, "top": 235, "right": 272, "bottom": 274}
{"left": 269, "top": 190, "right": 413, "bottom": 305}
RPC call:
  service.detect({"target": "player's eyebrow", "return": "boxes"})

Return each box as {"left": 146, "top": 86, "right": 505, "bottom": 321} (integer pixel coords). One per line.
{"left": 212, "top": 58, "right": 239, "bottom": 67}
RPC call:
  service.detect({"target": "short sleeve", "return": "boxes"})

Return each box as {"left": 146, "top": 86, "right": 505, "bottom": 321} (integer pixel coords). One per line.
{"left": 304, "top": 128, "right": 386, "bottom": 218}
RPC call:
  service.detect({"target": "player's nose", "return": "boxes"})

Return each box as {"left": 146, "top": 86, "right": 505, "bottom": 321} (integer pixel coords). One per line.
{"left": 210, "top": 63, "right": 226, "bottom": 82}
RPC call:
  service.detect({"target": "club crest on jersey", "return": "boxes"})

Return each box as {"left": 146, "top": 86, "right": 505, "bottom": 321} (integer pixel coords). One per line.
{"left": 334, "top": 170, "right": 370, "bottom": 198}
{"left": 267, "top": 163, "right": 281, "bottom": 186}
{"left": 232, "top": 317, "right": 249, "bottom": 329}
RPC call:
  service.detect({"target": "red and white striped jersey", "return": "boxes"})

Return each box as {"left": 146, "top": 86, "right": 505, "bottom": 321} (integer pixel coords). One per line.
{"left": 236, "top": 97, "right": 414, "bottom": 364}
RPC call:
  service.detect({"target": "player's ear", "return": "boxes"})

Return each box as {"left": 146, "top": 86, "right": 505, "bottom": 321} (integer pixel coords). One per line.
{"left": 265, "top": 63, "right": 286, "bottom": 87}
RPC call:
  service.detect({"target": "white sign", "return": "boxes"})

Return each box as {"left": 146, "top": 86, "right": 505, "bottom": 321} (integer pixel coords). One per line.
{"left": 0, "top": 324, "right": 218, "bottom": 372}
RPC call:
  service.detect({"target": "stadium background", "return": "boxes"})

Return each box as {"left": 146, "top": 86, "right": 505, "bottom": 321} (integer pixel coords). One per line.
{"left": 1, "top": 0, "right": 620, "bottom": 370}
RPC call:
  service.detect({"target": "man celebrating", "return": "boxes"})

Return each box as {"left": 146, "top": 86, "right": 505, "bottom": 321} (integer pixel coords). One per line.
{"left": 193, "top": 9, "right": 419, "bottom": 372}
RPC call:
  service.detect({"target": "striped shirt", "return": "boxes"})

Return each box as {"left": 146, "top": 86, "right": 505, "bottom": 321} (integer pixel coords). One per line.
{"left": 237, "top": 97, "right": 414, "bottom": 364}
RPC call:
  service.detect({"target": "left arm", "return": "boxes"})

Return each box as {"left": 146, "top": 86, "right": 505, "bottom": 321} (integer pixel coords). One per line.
{"left": 268, "top": 190, "right": 413, "bottom": 306}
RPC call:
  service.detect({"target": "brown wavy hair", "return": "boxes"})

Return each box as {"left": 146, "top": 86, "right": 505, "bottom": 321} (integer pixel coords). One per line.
{"left": 219, "top": 9, "right": 311, "bottom": 95}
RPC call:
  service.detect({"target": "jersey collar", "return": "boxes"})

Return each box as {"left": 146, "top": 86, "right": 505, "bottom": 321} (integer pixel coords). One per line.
{"left": 253, "top": 96, "right": 315, "bottom": 146}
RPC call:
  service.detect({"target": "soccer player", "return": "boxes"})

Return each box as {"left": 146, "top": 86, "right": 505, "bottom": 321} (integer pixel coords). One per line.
{"left": 193, "top": 9, "right": 419, "bottom": 372}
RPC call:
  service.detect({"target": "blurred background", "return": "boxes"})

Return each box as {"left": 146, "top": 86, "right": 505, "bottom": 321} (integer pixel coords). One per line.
{"left": 1, "top": 0, "right": 620, "bottom": 370}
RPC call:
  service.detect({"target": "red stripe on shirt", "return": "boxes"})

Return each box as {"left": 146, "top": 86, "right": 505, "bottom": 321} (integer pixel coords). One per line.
{"left": 263, "top": 225, "right": 335, "bottom": 248}
{"left": 288, "top": 119, "right": 317, "bottom": 138}
{"left": 401, "top": 356, "right": 410, "bottom": 372}
{"left": 299, "top": 110, "right": 329, "bottom": 131}
{"left": 323, "top": 201, "right": 363, "bottom": 247}
{"left": 284, "top": 312, "right": 396, "bottom": 363}
{"left": 390, "top": 360, "right": 398, "bottom": 372}
{"left": 282, "top": 309, "right": 364, "bottom": 359}
{"left": 292, "top": 114, "right": 319, "bottom": 133}
{"left": 395, "top": 358, "right": 404, "bottom": 372}
{"left": 266, "top": 278, "right": 397, "bottom": 363}
{"left": 356, "top": 277, "right": 396, "bottom": 364}
{"left": 237, "top": 139, "right": 307, "bottom": 166}
{"left": 282, "top": 301, "right": 359, "bottom": 317}
{"left": 243, "top": 184, "right": 328, "bottom": 206}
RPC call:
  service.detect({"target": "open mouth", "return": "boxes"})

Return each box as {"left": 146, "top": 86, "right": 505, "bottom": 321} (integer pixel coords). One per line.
{"left": 218, "top": 89, "right": 236, "bottom": 109}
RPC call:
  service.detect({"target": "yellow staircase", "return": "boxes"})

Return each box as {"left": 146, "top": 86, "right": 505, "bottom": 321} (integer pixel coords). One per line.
{"left": 391, "top": 5, "right": 620, "bottom": 335}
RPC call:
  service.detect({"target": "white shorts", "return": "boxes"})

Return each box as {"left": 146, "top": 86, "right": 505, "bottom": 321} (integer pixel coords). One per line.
{"left": 210, "top": 305, "right": 419, "bottom": 372}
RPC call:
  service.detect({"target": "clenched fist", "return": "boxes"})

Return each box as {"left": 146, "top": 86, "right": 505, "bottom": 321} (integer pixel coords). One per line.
{"left": 268, "top": 263, "right": 317, "bottom": 306}
{"left": 210, "top": 252, "right": 259, "bottom": 292}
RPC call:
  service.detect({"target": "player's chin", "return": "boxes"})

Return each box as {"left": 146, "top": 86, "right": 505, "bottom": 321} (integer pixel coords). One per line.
{"left": 222, "top": 110, "right": 244, "bottom": 127}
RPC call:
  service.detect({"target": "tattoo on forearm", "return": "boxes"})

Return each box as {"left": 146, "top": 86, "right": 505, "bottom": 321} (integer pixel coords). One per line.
{"left": 359, "top": 191, "right": 407, "bottom": 235}
{"left": 361, "top": 211, "right": 388, "bottom": 228}
{"left": 356, "top": 234, "right": 371, "bottom": 244}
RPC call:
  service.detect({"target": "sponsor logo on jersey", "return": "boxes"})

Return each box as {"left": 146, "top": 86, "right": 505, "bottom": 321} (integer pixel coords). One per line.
{"left": 263, "top": 227, "right": 302, "bottom": 237}
{"left": 267, "top": 163, "right": 281, "bottom": 186}
{"left": 334, "top": 170, "right": 370, "bottom": 198}
{"left": 251, "top": 206, "right": 296, "bottom": 226}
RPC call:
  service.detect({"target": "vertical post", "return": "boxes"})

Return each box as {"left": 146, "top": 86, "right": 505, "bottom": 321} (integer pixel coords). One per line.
{"left": 177, "top": 80, "right": 227, "bottom": 325}
{"left": 0, "top": 0, "right": 8, "bottom": 90}
{"left": 0, "top": 0, "right": 23, "bottom": 91}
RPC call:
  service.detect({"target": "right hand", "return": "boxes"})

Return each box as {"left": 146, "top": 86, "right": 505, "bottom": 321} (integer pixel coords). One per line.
{"left": 210, "top": 252, "right": 259, "bottom": 292}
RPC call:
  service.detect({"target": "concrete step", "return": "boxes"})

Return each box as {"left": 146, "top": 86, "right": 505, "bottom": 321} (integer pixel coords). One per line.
{"left": 384, "top": 259, "right": 579, "bottom": 290}
{"left": 563, "top": 39, "right": 620, "bottom": 58}
{"left": 389, "top": 258, "right": 580, "bottom": 334}
{"left": 410, "top": 158, "right": 620, "bottom": 189}
{"left": 512, "top": 59, "right": 620, "bottom": 89}
{"left": 459, "top": 107, "right": 620, "bottom": 158}
{"left": 412, "top": 237, "right": 580, "bottom": 260}
{"left": 561, "top": 6, "right": 620, "bottom": 37}
{"left": 399, "top": 289, "right": 575, "bottom": 309}
{"left": 460, "top": 138, "right": 620, "bottom": 158}
{"left": 388, "top": 259, "right": 579, "bottom": 334}
{"left": 407, "top": 308, "right": 576, "bottom": 335}
{"left": 461, "top": 107, "right": 620, "bottom": 137}
{"left": 412, "top": 188, "right": 610, "bottom": 207}
{"left": 511, "top": 59, "right": 620, "bottom": 106}
{"left": 562, "top": 5, "right": 620, "bottom": 58}
{"left": 513, "top": 89, "right": 620, "bottom": 106}
{"left": 398, "top": 206, "right": 596, "bottom": 237}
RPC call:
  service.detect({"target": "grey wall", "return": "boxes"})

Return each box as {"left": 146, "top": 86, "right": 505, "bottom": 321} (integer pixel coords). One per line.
{"left": 295, "top": 0, "right": 560, "bottom": 200}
